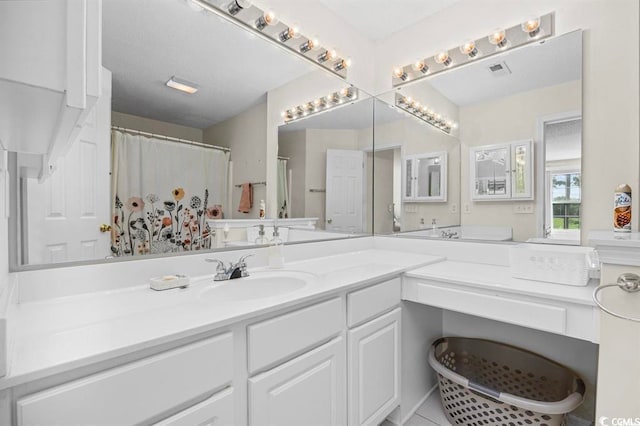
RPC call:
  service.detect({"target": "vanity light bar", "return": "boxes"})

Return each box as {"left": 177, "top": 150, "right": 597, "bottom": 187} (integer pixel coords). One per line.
{"left": 281, "top": 87, "right": 358, "bottom": 123}
{"left": 395, "top": 93, "right": 455, "bottom": 134}
{"left": 192, "top": 0, "right": 350, "bottom": 79}
{"left": 391, "top": 12, "right": 553, "bottom": 87}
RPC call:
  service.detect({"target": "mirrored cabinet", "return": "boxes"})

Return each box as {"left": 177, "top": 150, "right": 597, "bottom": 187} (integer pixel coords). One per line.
{"left": 470, "top": 140, "right": 533, "bottom": 201}
{"left": 403, "top": 151, "right": 447, "bottom": 202}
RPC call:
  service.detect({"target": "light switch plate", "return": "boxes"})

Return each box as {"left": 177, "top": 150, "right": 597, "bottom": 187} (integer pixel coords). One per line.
{"left": 513, "top": 204, "right": 534, "bottom": 214}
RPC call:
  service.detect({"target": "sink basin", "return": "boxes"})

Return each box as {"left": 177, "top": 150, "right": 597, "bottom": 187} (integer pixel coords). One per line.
{"left": 199, "top": 270, "right": 316, "bottom": 301}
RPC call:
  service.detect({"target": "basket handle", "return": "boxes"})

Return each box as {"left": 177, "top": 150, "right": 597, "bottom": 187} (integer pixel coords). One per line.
{"left": 428, "top": 343, "right": 585, "bottom": 415}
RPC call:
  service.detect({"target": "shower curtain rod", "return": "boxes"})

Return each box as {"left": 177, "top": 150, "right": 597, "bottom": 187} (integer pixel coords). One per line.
{"left": 111, "top": 126, "right": 231, "bottom": 153}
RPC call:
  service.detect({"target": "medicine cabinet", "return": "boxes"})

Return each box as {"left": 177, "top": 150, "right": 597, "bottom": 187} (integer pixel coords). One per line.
{"left": 470, "top": 140, "right": 533, "bottom": 201}
{"left": 403, "top": 151, "right": 447, "bottom": 202}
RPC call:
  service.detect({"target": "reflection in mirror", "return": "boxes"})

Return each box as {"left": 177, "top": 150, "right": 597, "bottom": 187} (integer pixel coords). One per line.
{"left": 278, "top": 95, "right": 374, "bottom": 238}
{"left": 375, "top": 30, "right": 582, "bottom": 243}
{"left": 12, "top": 0, "right": 362, "bottom": 267}
{"left": 372, "top": 96, "right": 460, "bottom": 237}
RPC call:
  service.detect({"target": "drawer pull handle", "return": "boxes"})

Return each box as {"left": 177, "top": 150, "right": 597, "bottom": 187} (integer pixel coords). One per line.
{"left": 593, "top": 273, "right": 640, "bottom": 322}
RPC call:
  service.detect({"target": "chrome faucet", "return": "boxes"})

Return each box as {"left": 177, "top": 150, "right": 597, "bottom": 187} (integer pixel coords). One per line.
{"left": 206, "top": 254, "right": 254, "bottom": 281}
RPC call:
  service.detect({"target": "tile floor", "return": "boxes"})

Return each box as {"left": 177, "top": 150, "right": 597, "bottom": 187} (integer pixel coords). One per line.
{"left": 381, "top": 389, "right": 592, "bottom": 426}
{"left": 381, "top": 391, "right": 452, "bottom": 426}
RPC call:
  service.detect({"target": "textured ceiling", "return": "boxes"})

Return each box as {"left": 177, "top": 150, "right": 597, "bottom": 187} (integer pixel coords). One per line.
{"left": 103, "top": 0, "right": 316, "bottom": 129}
{"left": 426, "top": 30, "right": 582, "bottom": 107}
{"left": 317, "top": 0, "right": 461, "bottom": 41}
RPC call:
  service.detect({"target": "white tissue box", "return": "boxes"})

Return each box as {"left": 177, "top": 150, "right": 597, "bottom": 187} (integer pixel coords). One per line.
{"left": 150, "top": 275, "right": 190, "bottom": 291}
{"left": 509, "top": 244, "right": 594, "bottom": 286}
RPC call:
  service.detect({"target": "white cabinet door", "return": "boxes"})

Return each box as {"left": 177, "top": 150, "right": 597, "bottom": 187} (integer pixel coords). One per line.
{"left": 348, "top": 308, "right": 401, "bottom": 426}
{"left": 403, "top": 152, "right": 447, "bottom": 202}
{"left": 249, "top": 337, "right": 346, "bottom": 426}
{"left": 470, "top": 140, "right": 533, "bottom": 201}
{"left": 511, "top": 140, "right": 534, "bottom": 199}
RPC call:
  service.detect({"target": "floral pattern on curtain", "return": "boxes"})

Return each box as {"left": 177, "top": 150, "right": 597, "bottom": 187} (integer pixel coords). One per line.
{"left": 111, "top": 130, "right": 229, "bottom": 256}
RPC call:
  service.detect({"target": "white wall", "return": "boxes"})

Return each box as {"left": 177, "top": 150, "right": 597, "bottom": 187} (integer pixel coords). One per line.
{"left": 278, "top": 128, "right": 360, "bottom": 227}
{"left": 278, "top": 130, "right": 306, "bottom": 218}
{"left": 460, "top": 80, "right": 581, "bottom": 241}
{"left": 375, "top": 0, "right": 640, "bottom": 241}
{"left": 204, "top": 102, "right": 267, "bottom": 219}
{"left": 111, "top": 111, "right": 204, "bottom": 142}
{"left": 266, "top": 71, "right": 358, "bottom": 217}
{"left": 370, "top": 117, "right": 461, "bottom": 231}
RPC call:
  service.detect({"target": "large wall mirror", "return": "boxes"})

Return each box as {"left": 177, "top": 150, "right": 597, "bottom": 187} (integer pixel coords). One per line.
{"left": 374, "top": 30, "right": 582, "bottom": 243}
{"left": 10, "top": 0, "right": 373, "bottom": 268}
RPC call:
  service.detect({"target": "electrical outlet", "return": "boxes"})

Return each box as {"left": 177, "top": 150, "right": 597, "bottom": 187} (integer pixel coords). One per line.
{"left": 404, "top": 204, "right": 418, "bottom": 213}
{"left": 450, "top": 203, "right": 458, "bottom": 213}
{"left": 463, "top": 203, "right": 471, "bottom": 214}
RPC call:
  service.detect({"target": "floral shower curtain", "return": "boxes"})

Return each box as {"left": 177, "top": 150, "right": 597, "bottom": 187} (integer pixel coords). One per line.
{"left": 277, "top": 158, "right": 289, "bottom": 218}
{"left": 111, "top": 130, "right": 229, "bottom": 256}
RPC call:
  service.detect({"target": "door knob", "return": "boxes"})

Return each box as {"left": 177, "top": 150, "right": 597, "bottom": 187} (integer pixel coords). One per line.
{"left": 327, "top": 218, "right": 333, "bottom": 224}
{"left": 100, "top": 224, "right": 112, "bottom": 233}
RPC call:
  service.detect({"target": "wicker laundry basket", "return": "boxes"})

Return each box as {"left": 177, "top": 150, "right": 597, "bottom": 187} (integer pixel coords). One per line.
{"left": 428, "top": 337, "right": 585, "bottom": 426}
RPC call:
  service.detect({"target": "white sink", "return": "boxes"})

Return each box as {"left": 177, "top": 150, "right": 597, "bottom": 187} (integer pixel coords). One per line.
{"left": 199, "top": 270, "right": 316, "bottom": 301}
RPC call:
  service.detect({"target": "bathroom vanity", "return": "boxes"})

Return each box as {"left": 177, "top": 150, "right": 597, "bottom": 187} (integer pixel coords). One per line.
{"left": 0, "top": 237, "right": 600, "bottom": 425}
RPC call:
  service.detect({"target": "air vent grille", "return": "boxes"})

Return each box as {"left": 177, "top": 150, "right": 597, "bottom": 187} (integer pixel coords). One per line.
{"left": 488, "top": 61, "right": 512, "bottom": 77}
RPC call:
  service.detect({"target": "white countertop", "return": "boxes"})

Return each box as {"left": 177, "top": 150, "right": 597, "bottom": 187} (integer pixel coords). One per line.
{"left": 405, "top": 260, "right": 598, "bottom": 306}
{"left": 2, "top": 249, "right": 443, "bottom": 389}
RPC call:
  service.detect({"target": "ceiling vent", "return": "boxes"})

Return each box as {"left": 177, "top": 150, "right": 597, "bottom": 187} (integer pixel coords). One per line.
{"left": 487, "top": 61, "right": 512, "bottom": 77}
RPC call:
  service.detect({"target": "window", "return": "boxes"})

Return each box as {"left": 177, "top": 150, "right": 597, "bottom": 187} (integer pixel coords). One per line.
{"left": 551, "top": 172, "right": 581, "bottom": 230}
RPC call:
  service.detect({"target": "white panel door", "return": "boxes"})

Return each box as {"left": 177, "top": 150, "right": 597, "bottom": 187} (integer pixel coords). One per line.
{"left": 249, "top": 337, "right": 346, "bottom": 426}
{"left": 326, "top": 149, "right": 364, "bottom": 233}
{"left": 26, "top": 69, "right": 111, "bottom": 264}
{"left": 348, "top": 308, "right": 401, "bottom": 426}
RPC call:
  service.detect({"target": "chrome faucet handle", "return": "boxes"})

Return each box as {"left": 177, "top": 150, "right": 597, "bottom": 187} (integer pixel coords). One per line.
{"left": 236, "top": 254, "right": 254, "bottom": 277}
{"left": 206, "top": 258, "right": 230, "bottom": 281}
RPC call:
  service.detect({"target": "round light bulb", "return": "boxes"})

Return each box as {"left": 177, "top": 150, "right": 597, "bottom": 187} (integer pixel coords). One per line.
{"left": 488, "top": 29, "right": 507, "bottom": 47}
{"left": 300, "top": 37, "right": 320, "bottom": 53}
{"left": 522, "top": 17, "right": 541, "bottom": 36}
{"left": 289, "top": 24, "right": 301, "bottom": 39}
{"left": 459, "top": 40, "right": 478, "bottom": 57}
{"left": 393, "top": 67, "right": 404, "bottom": 78}
{"left": 434, "top": 51, "right": 452, "bottom": 66}
{"left": 264, "top": 11, "right": 277, "bottom": 25}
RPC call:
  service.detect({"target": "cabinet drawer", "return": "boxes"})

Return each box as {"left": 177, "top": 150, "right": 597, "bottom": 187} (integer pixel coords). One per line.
{"left": 248, "top": 298, "right": 343, "bottom": 374}
{"left": 155, "top": 387, "right": 234, "bottom": 426}
{"left": 348, "top": 278, "right": 401, "bottom": 327}
{"left": 416, "top": 283, "right": 566, "bottom": 334}
{"left": 17, "top": 333, "right": 233, "bottom": 426}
